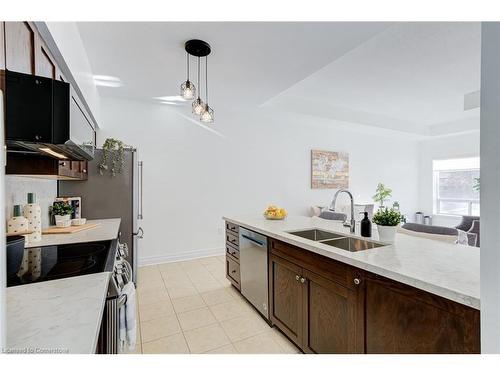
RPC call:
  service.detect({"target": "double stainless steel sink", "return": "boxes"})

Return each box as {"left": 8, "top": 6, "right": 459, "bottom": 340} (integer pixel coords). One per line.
{"left": 287, "top": 228, "right": 384, "bottom": 252}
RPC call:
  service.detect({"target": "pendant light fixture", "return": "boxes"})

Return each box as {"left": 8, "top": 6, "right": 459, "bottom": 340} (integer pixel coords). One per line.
{"left": 180, "top": 52, "right": 196, "bottom": 100}
{"left": 192, "top": 56, "right": 205, "bottom": 115}
{"left": 200, "top": 55, "right": 214, "bottom": 123}
{"left": 181, "top": 39, "right": 215, "bottom": 123}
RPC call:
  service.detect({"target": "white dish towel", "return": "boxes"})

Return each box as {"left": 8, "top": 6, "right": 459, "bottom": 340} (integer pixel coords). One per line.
{"left": 119, "top": 281, "right": 137, "bottom": 352}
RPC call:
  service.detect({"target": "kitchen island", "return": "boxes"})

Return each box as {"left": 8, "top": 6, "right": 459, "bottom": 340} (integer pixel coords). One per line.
{"left": 223, "top": 214, "right": 480, "bottom": 354}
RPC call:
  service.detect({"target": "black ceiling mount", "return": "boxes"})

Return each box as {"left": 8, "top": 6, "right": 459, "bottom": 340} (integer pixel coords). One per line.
{"left": 185, "top": 39, "right": 211, "bottom": 57}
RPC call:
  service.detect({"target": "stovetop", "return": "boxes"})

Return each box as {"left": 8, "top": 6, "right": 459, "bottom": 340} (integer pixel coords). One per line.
{"left": 7, "top": 240, "right": 116, "bottom": 287}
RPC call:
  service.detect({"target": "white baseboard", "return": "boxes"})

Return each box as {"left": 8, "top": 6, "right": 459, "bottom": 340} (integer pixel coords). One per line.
{"left": 138, "top": 247, "right": 225, "bottom": 267}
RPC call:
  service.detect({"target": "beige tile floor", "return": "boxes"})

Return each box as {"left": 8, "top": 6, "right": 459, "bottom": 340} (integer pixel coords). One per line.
{"left": 123, "top": 255, "right": 301, "bottom": 354}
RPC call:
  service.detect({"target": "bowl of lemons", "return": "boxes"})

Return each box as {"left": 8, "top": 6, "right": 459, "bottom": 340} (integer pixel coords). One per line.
{"left": 263, "top": 205, "right": 288, "bottom": 220}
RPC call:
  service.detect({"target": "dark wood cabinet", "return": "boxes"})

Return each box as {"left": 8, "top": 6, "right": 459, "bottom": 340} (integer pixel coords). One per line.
{"left": 35, "top": 43, "right": 56, "bottom": 79}
{"left": 4, "top": 22, "right": 57, "bottom": 80}
{"left": 269, "top": 254, "right": 303, "bottom": 346}
{"left": 363, "top": 273, "right": 480, "bottom": 354}
{"left": 225, "top": 221, "right": 241, "bottom": 290}
{"left": 302, "top": 268, "right": 359, "bottom": 353}
{"left": 269, "top": 240, "right": 363, "bottom": 353}
{"left": 4, "top": 22, "right": 36, "bottom": 75}
{"left": 6, "top": 153, "right": 88, "bottom": 180}
{"left": 2, "top": 21, "right": 96, "bottom": 178}
{"left": 268, "top": 238, "right": 480, "bottom": 354}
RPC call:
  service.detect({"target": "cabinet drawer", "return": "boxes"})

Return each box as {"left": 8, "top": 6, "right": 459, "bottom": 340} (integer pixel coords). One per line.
{"left": 226, "top": 243, "right": 240, "bottom": 260}
{"left": 226, "top": 256, "right": 241, "bottom": 290}
{"left": 270, "top": 239, "right": 355, "bottom": 289}
{"left": 226, "top": 232, "right": 239, "bottom": 247}
{"left": 226, "top": 221, "right": 239, "bottom": 234}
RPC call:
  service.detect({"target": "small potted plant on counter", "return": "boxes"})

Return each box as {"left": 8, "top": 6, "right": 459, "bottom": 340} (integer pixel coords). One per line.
{"left": 372, "top": 207, "right": 402, "bottom": 243}
{"left": 372, "top": 182, "right": 392, "bottom": 209}
{"left": 50, "top": 201, "right": 74, "bottom": 226}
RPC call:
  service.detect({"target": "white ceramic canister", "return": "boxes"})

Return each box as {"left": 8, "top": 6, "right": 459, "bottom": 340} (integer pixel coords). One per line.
{"left": 7, "top": 205, "right": 30, "bottom": 246}
{"left": 23, "top": 193, "right": 42, "bottom": 242}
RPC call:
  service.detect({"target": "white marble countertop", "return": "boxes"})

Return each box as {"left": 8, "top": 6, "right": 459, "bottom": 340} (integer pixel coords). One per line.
{"left": 223, "top": 214, "right": 480, "bottom": 309}
{"left": 6, "top": 272, "right": 111, "bottom": 354}
{"left": 26, "top": 218, "right": 121, "bottom": 248}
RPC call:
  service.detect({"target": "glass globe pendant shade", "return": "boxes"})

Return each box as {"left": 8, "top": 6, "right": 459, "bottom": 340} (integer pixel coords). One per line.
{"left": 192, "top": 97, "right": 205, "bottom": 115}
{"left": 200, "top": 103, "right": 214, "bottom": 123}
{"left": 180, "top": 80, "right": 196, "bottom": 100}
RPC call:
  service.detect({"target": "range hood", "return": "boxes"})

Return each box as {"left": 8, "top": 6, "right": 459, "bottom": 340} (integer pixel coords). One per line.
{"left": 5, "top": 70, "right": 95, "bottom": 161}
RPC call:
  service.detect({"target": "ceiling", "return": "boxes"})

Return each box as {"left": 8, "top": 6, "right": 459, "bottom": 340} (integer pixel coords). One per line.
{"left": 77, "top": 22, "right": 481, "bottom": 137}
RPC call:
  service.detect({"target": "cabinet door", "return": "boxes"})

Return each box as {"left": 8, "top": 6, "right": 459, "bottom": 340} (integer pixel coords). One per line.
{"left": 302, "top": 269, "right": 359, "bottom": 353}
{"left": 364, "top": 274, "right": 480, "bottom": 354}
{"left": 269, "top": 254, "right": 303, "bottom": 346}
{"left": 57, "top": 160, "right": 73, "bottom": 178}
{"left": 79, "top": 161, "right": 88, "bottom": 180}
{"left": 4, "top": 22, "right": 35, "bottom": 74}
{"left": 70, "top": 93, "right": 96, "bottom": 152}
{"left": 35, "top": 40, "right": 56, "bottom": 79}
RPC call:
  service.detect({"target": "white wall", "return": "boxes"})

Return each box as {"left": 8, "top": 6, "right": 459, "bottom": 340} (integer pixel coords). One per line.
{"left": 98, "top": 97, "right": 419, "bottom": 265}
{"left": 480, "top": 21, "right": 500, "bottom": 354}
{"left": 45, "top": 22, "right": 101, "bottom": 125}
{"left": 417, "top": 131, "right": 480, "bottom": 227}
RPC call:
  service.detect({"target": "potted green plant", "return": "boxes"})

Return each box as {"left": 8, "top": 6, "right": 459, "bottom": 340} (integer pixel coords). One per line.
{"left": 372, "top": 208, "right": 402, "bottom": 243}
{"left": 50, "top": 202, "right": 74, "bottom": 225}
{"left": 99, "top": 138, "right": 125, "bottom": 176}
{"left": 372, "top": 183, "right": 392, "bottom": 208}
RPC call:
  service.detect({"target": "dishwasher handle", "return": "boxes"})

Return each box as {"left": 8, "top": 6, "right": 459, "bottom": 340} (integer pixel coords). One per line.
{"left": 241, "top": 234, "right": 265, "bottom": 247}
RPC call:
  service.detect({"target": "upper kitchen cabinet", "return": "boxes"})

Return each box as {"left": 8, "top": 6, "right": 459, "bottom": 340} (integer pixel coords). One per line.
{"left": 70, "top": 90, "right": 96, "bottom": 153}
{"left": 4, "top": 22, "right": 36, "bottom": 75}
{"left": 3, "top": 21, "right": 96, "bottom": 179}
{"left": 4, "top": 21, "right": 58, "bottom": 80}
{"left": 35, "top": 39, "right": 57, "bottom": 80}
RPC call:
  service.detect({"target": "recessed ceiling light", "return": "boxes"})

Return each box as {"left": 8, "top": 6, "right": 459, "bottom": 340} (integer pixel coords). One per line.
{"left": 93, "top": 75, "right": 123, "bottom": 87}
{"left": 153, "top": 96, "right": 187, "bottom": 102}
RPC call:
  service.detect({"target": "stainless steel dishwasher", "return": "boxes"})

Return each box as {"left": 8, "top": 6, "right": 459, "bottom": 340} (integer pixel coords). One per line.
{"left": 239, "top": 228, "right": 269, "bottom": 319}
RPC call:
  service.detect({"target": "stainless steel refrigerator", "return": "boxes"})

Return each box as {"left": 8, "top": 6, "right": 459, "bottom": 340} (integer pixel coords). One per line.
{"left": 58, "top": 148, "right": 143, "bottom": 283}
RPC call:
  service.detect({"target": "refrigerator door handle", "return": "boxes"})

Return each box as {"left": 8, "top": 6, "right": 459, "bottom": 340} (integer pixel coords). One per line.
{"left": 138, "top": 161, "right": 144, "bottom": 219}
{"left": 133, "top": 227, "right": 144, "bottom": 239}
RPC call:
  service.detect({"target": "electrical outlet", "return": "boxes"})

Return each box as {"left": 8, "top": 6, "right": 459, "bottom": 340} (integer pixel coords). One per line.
{"left": 217, "top": 227, "right": 223, "bottom": 235}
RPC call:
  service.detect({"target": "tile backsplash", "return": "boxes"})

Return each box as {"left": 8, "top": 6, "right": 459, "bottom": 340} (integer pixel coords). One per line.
{"left": 5, "top": 176, "right": 57, "bottom": 229}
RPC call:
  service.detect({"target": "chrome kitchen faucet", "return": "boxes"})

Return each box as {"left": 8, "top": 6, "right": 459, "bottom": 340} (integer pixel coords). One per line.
{"left": 331, "top": 189, "right": 356, "bottom": 233}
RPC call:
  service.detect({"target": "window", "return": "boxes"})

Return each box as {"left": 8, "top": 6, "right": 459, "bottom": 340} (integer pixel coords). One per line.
{"left": 433, "top": 157, "right": 480, "bottom": 216}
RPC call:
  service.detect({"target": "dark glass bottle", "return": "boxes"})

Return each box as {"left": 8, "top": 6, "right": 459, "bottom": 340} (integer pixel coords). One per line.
{"left": 360, "top": 211, "right": 372, "bottom": 238}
